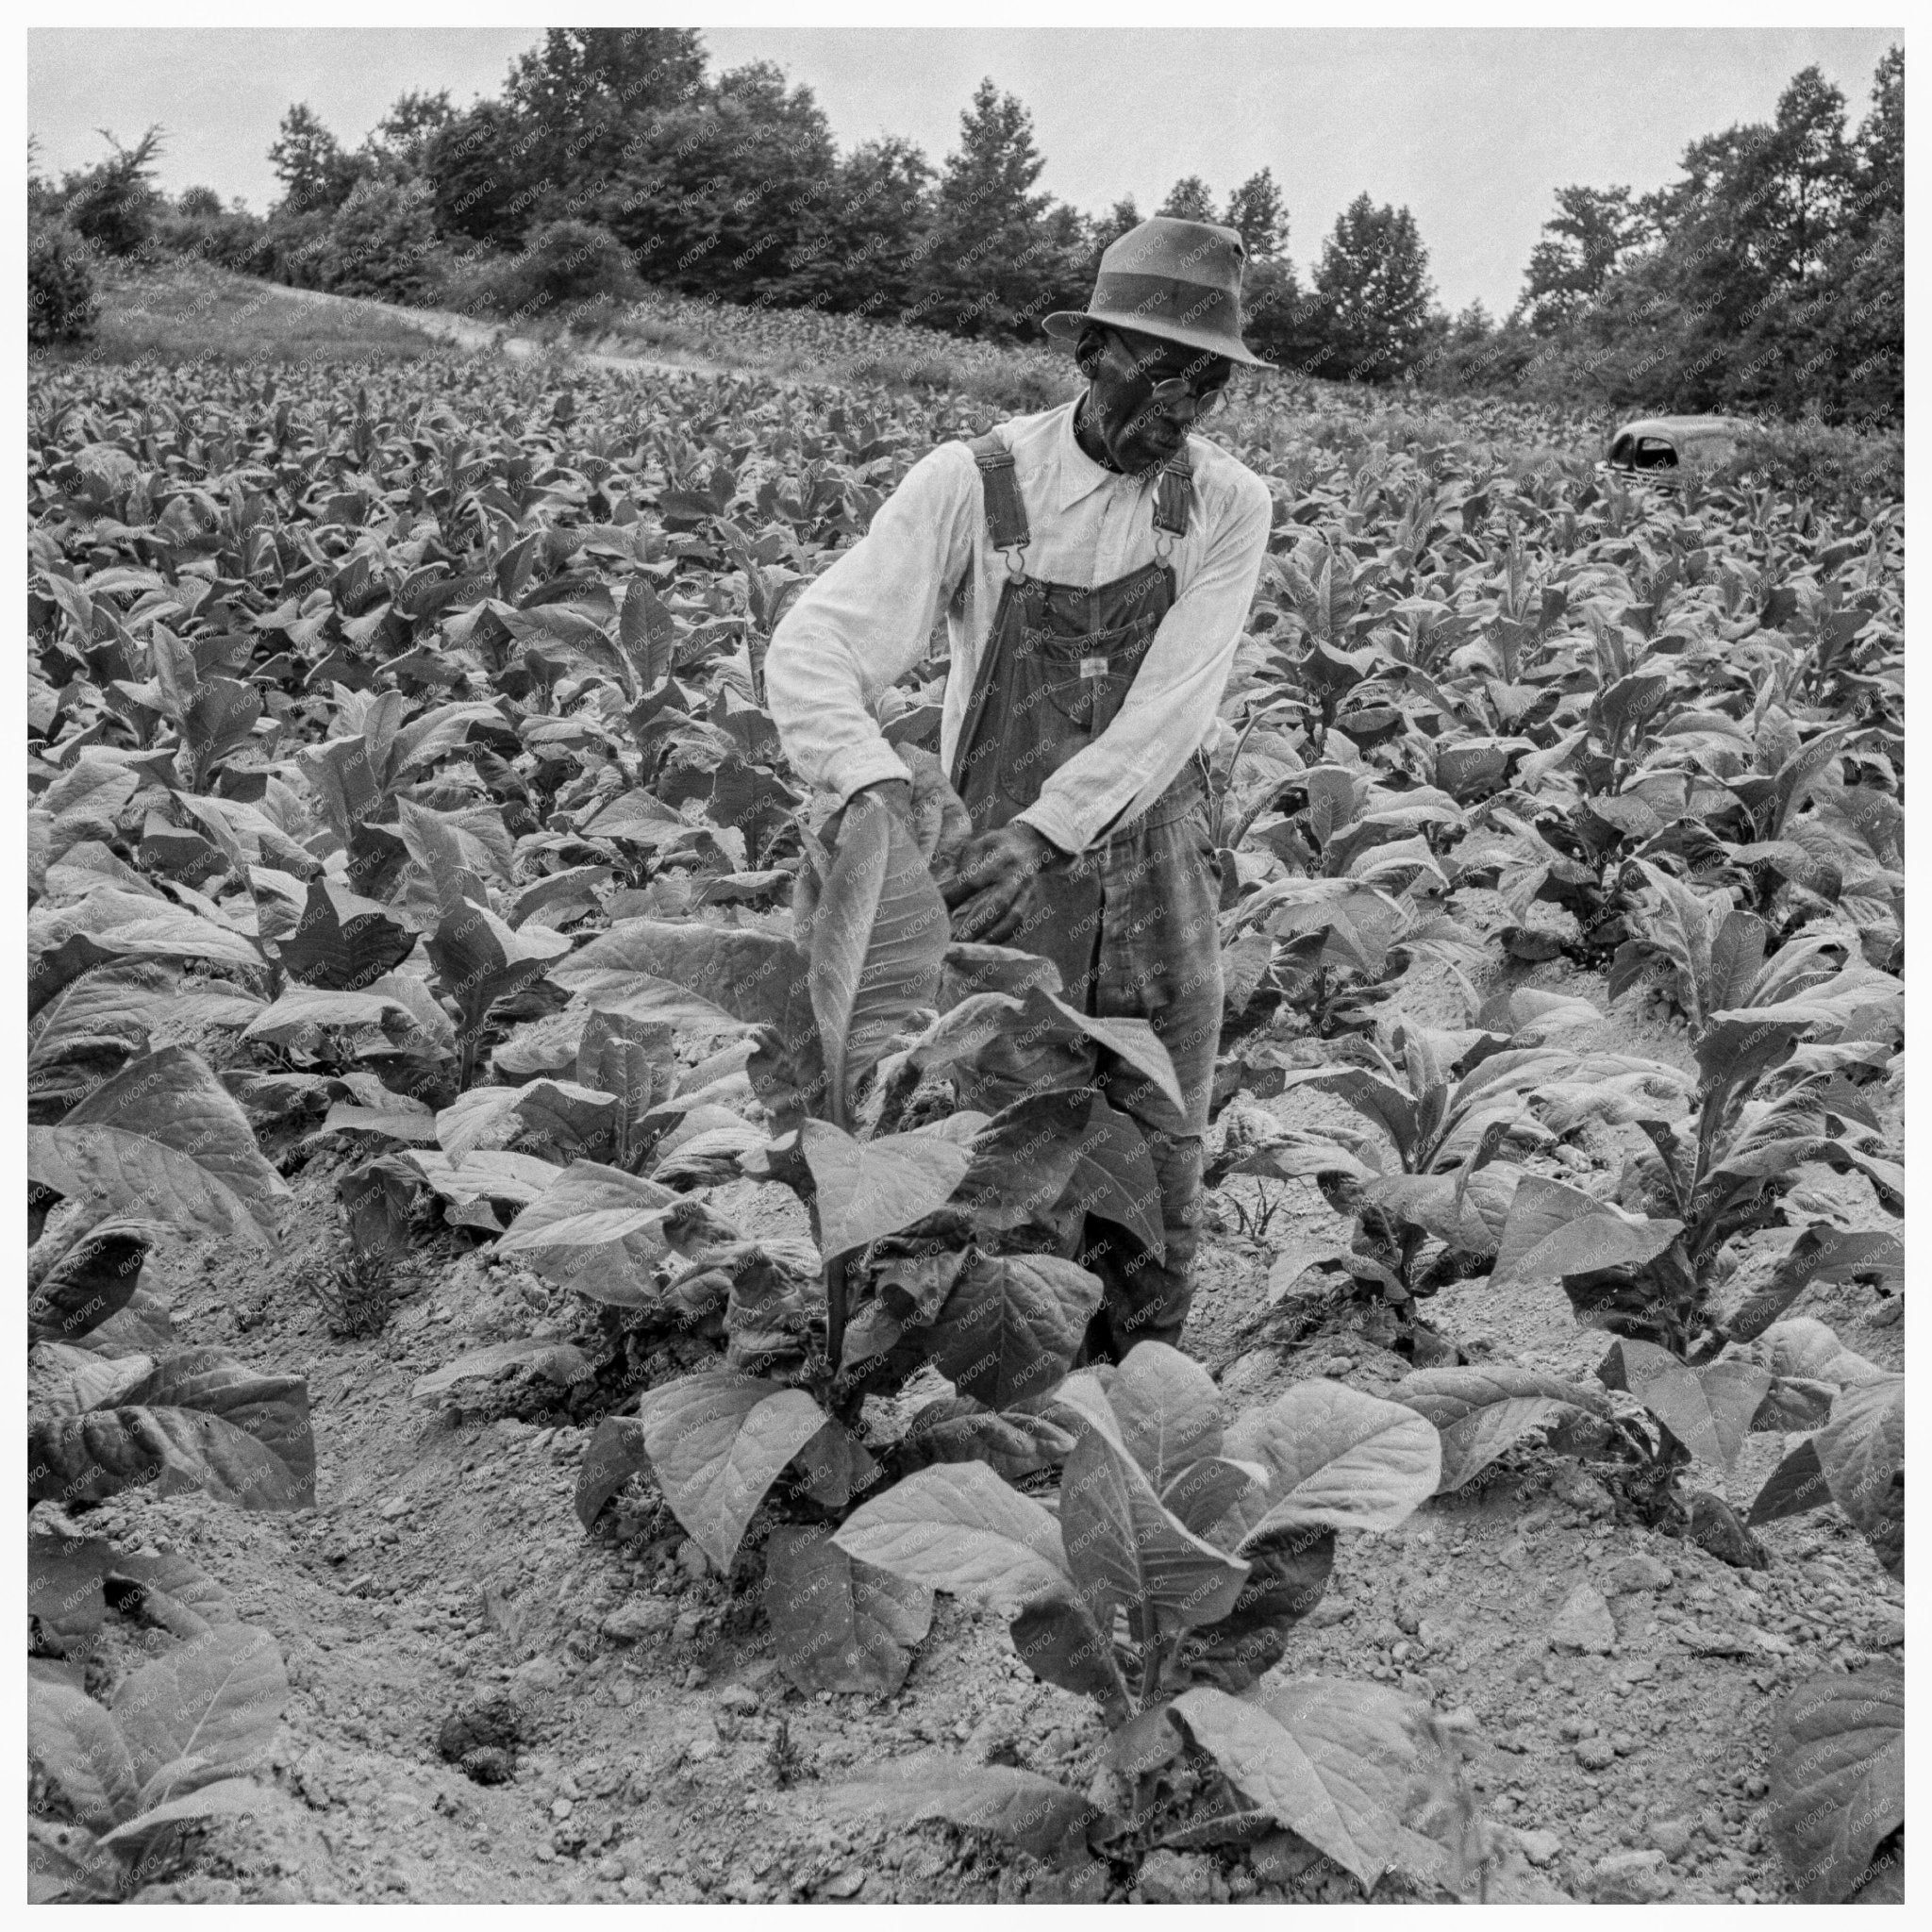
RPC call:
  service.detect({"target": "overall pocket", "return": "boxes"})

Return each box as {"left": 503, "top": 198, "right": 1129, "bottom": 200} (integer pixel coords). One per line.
{"left": 1033, "top": 621, "right": 1152, "bottom": 734}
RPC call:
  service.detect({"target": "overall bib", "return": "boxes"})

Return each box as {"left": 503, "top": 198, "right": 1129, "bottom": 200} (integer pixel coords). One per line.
{"left": 949, "top": 430, "right": 1225, "bottom": 1362}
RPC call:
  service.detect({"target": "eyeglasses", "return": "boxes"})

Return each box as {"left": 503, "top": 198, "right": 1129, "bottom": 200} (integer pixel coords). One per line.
{"left": 1143, "top": 375, "right": 1226, "bottom": 419}
{"left": 1104, "top": 334, "right": 1227, "bottom": 418}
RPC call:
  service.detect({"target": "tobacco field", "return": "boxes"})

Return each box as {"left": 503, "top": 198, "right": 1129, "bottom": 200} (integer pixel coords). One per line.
{"left": 26, "top": 338, "right": 1904, "bottom": 1906}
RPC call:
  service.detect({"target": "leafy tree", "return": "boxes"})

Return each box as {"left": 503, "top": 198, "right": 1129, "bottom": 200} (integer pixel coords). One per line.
{"left": 787, "top": 135, "right": 934, "bottom": 315}
{"left": 269, "top": 104, "right": 366, "bottom": 216}
{"left": 1519, "top": 184, "right": 1644, "bottom": 333}
{"left": 1242, "top": 254, "right": 1320, "bottom": 370}
{"left": 372, "top": 89, "right": 455, "bottom": 167}
{"left": 422, "top": 100, "right": 540, "bottom": 251}
{"left": 1647, "top": 65, "right": 1857, "bottom": 335}
{"left": 175, "top": 184, "right": 225, "bottom": 219}
{"left": 598, "top": 63, "right": 837, "bottom": 305}
{"left": 1852, "top": 44, "right": 1902, "bottom": 232}
{"left": 1308, "top": 193, "right": 1435, "bottom": 381}
{"left": 1029, "top": 200, "right": 1096, "bottom": 328}
{"left": 1224, "top": 167, "right": 1287, "bottom": 259}
{"left": 909, "top": 79, "right": 1058, "bottom": 338}
{"left": 59, "top": 125, "right": 166, "bottom": 258}
{"left": 27, "top": 133, "right": 57, "bottom": 220}
{"left": 1078, "top": 194, "right": 1143, "bottom": 282}
{"left": 505, "top": 26, "right": 708, "bottom": 187}
{"left": 1157, "top": 174, "right": 1216, "bottom": 222}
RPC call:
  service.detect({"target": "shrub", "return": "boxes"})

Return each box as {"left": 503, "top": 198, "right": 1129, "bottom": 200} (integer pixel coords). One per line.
{"left": 256, "top": 208, "right": 338, "bottom": 291}
{"left": 320, "top": 177, "right": 444, "bottom": 304}
{"left": 27, "top": 220, "right": 100, "bottom": 346}
{"left": 1720, "top": 418, "right": 1904, "bottom": 517}
{"left": 153, "top": 203, "right": 271, "bottom": 275}
{"left": 466, "top": 219, "right": 638, "bottom": 324}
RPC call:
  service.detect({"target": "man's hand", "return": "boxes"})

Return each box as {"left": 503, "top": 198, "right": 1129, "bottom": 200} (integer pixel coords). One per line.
{"left": 857, "top": 777, "right": 916, "bottom": 829}
{"left": 942, "top": 822, "right": 1062, "bottom": 944}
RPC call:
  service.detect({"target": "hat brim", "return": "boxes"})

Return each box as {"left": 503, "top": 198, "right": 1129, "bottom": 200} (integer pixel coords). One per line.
{"left": 1043, "top": 308, "right": 1274, "bottom": 370}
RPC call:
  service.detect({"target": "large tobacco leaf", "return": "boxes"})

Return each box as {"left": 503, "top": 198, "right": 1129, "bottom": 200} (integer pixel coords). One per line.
{"left": 832, "top": 1460, "right": 1076, "bottom": 1615}
{"left": 110, "top": 1622, "right": 288, "bottom": 1798}
{"left": 1489, "top": 1175, "right": 1682, "bottom": 1291}
{"left": 27, "top": 1220, "right": 155, "bottom": 1344}
{"left": 762, "top": 1523, "right": 934, "bottom": 1695}
{"left": 388, "top": 1148, "right": 560, "bottom": 1230}
{"left": 552, "top": 917, "right": 810, "bottom": 1034}
{"left": 1174, "top": 1677, "right": 1445, "bottom": 1894}
{"left": 795, "top": 1118, "right": 970, "bottom": 1257}
{"left": 436, "top": 1078, "right": 620, "bottom": 1163}
{"left": 1726, "top": 1224, "right": 1905, "bottom": 1341}
{"left": 1216, "top": 1380, "right": 1441, "bottom": 1547}
{"left": 633, "top": 1372, "right": 826, "bottom": 1573}
{"left": 921, "top": 1252, "right": 1102, "bottom": 1408}
{"left": 806, "top": 789, "right": 948, "bottom": 1127}
{"left": 497, "top": 1160, "right": 682, "bottom": 1306}
{"left": 29, "top": 1045, "right": 290, "bottom": 1247}
{"left": 28, "top": 1674, "right": 141, "bottom": 1830}
{"left": 1393, "top": 1365, "right": 1610, "bottom": 1492}
{"left": 28, "top": 1346, "right": 315, "bottom": 1509}
{"left": 272, "top": 876, "right": 415, "bottom": 991}
{"left": 1598, "top": 1339, "right": 1771, "bottom": 1472}
{"left": 1811, "top": 1374, "right": 1903, "bottom": 1576}
{"left": 1765, "top": 1664, "right": 1904, "bottom": 1903}
{"left": 824, "top": 1755, "right": 1106, "bottom": 1862}
{"left": 1058, "top": 1423, "right": 1248, "bottom": 1638}
{"left": 1062, "top": 1340, "right": 1225, "bottom": 1489}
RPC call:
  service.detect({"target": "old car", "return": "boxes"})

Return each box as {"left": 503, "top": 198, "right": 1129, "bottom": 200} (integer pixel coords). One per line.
{"left": 1598, "top": 415, "right": 1755, "bottom": 485}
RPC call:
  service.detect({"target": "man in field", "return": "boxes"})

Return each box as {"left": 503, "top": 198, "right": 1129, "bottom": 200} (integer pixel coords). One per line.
{"left": 767, "top": 217, "right": 1274, "bottom": 1362}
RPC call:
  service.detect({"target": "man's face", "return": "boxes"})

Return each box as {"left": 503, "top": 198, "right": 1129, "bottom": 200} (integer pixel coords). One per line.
{"left": 1084, "top": 326, "right": 1230, "bottom": 474}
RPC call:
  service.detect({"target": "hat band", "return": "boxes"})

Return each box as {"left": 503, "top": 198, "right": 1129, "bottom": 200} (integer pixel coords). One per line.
{"left": 1087, "top": 271, "right": 1241, "bottom": 344}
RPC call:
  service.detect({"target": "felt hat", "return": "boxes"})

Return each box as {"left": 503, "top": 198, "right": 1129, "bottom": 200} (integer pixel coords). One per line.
{"left": 1043, "top": 215, "right": 1272, "bottom": 368}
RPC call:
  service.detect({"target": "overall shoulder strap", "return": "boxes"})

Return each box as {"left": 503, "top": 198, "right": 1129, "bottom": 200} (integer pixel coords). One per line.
{"left": 1153, "top": 444, "right": 1194, "bottom": 540}
{"left": 966, "top": 432, "right": 1029, "bottom": 553}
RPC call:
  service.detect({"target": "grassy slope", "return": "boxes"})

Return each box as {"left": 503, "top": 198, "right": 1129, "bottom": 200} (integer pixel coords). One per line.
{"left": 38, "top": 259, "right": 446, "bottom": 367}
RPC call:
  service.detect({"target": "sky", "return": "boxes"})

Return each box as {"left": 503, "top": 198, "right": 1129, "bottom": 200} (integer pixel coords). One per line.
{"left": 27, "top": 25, "right": 1902, "bottom": 318}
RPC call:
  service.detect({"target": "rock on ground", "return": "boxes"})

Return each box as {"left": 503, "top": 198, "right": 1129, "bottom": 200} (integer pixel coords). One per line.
{"left": 1591, "top": 1849, "right": 1674, "bottom": 1902}
{"left": 1137, "top": 1849, "right": 1213, "bottom": 1904}
{"left": 1550, "top": 1582, "right": 1617, "bottom": 1655}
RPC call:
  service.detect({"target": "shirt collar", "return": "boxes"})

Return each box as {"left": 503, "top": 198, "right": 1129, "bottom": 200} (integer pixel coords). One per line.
{"left": 1058, "top": 395, "right": 1158, "bottom": 513}
{"left": 1055, "top": 394, "right": 1141, "bottom": 511}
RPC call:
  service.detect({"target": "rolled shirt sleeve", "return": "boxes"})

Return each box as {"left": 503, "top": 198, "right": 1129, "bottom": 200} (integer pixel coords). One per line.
{"left": 1013, "top": 467, "right": 1274, "bottom": 855}
{"left": 765, "top": 441, "right": 976, "bottom": 808}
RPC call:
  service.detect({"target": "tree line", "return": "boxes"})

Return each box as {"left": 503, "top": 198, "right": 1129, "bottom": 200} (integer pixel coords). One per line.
{"left": 30, "top": 28, "right": 1900, "bottom": 423}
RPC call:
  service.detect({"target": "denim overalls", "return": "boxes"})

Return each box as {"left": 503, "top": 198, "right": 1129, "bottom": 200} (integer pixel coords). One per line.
{"left": 947, "top": 429, "right": 1225, "bottom": 1361}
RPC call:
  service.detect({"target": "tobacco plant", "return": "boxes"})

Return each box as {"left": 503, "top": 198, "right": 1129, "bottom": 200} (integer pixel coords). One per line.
{"left": 830, "top": 1342, "right": 1477, "bottom": 1897}
{"left": 550, "top": 780, "right": 1200, "bottom": 1690}
{"left": 1214, "top": 993, "right": 1663, "bottom": 1347}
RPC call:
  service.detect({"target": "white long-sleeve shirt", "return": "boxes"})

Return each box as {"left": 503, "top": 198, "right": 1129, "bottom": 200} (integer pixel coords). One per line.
{"left": 764, "top": 396, "right": 1274, "bottom": 856}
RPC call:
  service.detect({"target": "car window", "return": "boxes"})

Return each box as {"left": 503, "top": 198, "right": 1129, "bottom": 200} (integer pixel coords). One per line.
{"left": 1633, "top": 437, "right": 1678, "bottom": 470}
{"left": 1608, "top": 434, "right": 1632, "bottom": 465}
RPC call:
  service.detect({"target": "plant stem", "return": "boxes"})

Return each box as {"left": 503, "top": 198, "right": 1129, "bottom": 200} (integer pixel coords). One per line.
{"left": 824, "top": 1253, "right": 848, "bottom": 1380}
